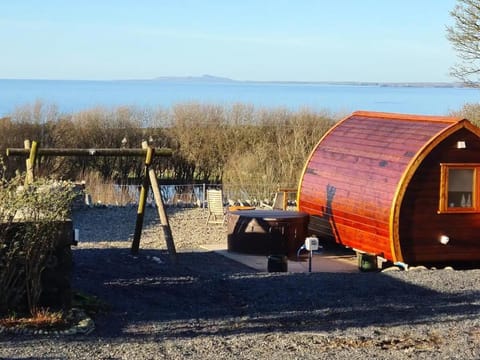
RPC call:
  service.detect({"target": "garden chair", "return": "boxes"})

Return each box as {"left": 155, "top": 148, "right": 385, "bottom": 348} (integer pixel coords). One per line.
{"left": 261, "top": 191, "right": 286, "bottom": 210}
{"left": 261, "top": 188, "right": 296, "bottom": 210}
{"left": 206, "top": 189, "right": 226, "bottom": 225}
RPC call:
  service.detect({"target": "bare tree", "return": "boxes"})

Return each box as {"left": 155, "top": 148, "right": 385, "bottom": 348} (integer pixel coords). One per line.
{"left": 447, "top": 0, "right": 480, "bottom": 84}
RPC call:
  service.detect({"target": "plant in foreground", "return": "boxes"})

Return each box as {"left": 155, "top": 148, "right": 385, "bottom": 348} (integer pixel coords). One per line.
{"left": 0, "top": 171, "right": 77, "bottom": 316}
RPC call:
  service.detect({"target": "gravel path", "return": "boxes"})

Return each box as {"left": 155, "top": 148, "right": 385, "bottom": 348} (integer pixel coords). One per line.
{"left": 1, "top": 207, "right": 479, "bottom": 359}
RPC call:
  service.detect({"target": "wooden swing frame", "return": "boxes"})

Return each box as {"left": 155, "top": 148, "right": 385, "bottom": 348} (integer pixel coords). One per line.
{"left": 6, "top": 140, "right": 177, "bottom": 262}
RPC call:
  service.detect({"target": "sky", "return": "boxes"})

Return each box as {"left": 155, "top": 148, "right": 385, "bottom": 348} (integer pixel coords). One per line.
{"left": 0, "top": 0, "right": 461, "bottom": 82}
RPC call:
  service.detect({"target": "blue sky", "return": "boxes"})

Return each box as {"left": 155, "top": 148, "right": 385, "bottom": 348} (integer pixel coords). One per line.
{"left": 0, "top": 0, "right": 459, "bottom": 82}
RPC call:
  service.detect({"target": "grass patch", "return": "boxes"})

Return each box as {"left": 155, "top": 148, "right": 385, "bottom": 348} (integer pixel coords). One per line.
{"left": 0, "top": 291, "right": 109, "bottom": 332}
{"left": 0, "top": 308, "right": 68, "bottom": 331}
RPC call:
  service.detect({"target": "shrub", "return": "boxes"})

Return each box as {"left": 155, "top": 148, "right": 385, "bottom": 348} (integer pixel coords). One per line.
{"left": 0, "top": 168, "right": 76, "bottom": 316}
{"left": 1, "top": 102, "right": 338, "bottom": 199}
{"left": 450, "top": 102, "right": 480, "bottom": 127}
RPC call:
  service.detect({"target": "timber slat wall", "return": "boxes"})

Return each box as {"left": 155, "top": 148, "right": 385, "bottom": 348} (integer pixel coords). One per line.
{"left": 399, "top": 128, "right": 480, "bottom": 263}
{"left": 298, "top": 111, "right": 468, "bottom": 263}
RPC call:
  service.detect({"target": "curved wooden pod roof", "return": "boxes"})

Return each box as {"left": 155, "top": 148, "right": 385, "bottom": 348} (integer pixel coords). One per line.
{"left": 297, "top": 111, "right": 479, "bottom": 262}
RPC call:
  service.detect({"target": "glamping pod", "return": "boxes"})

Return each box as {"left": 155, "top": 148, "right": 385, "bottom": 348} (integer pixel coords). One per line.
{"left": 297, "top": 111, "right": 480, "bottom": 266}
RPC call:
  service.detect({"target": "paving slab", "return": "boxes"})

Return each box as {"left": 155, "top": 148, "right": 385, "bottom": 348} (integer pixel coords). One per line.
{"left": 201, "top": 243, "right": 359, "bottom": 273}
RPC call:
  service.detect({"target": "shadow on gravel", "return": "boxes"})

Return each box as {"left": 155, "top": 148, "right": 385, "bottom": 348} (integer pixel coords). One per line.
{"left": 67, "top": 247, "right": 480, "bottom": 341}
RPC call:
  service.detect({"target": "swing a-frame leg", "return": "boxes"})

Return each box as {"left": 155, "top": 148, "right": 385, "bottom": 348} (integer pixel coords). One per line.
{"left": 131, "top": 142, "right": 177, "bottom": 263}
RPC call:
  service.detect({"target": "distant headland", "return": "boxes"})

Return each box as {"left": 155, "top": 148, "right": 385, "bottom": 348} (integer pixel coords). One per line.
{"left": 0, "top": 75, "right": 472, "bottom": 88}
{"left": 151, "top": 74, "right": 470, "bottom": 88}
{"left": 153, "top": 74, "right": 235, "bottom": 82}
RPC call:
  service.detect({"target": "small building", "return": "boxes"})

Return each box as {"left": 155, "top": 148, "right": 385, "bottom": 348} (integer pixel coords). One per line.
{"left": 297, "top": 111, "right": 480, "bottom": 266}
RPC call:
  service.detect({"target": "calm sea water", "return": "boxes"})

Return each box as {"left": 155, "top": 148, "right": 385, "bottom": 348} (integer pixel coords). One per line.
{"left": 0, "top": 79, "right": 479, "bottom": 117}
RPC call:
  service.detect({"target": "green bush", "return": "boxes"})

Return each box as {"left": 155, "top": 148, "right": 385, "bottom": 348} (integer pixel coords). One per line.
{"left": 0, "top": 169, "right": 76, "bottom": 316}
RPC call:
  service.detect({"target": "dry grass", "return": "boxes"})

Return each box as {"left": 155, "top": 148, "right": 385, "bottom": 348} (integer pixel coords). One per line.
{"left": 81, "top": 171, "right": 138, "bottom": 206}
{"left": 2, "top": 102, "right": 337, "bottom": 196}
{"left": 0, "top": 308, "right": 68, "bottom": 330}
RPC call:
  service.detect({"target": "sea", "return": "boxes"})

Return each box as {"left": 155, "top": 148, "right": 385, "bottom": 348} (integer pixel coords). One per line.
{"left": 0, "top": 78, "right": 479, "bottom": 117}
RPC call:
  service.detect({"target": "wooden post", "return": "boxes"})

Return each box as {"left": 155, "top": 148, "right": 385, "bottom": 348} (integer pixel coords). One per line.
{"left": 278, "top": 187, "right": 297, "bottom": 210}
{"left": 148, "top": 164, "right": 177, "bottom": 263}
{"left": 24, "top": 140, "right": 31, "bottom": 184}
{"left": 131, "top": 145, "right": 153, "bottom": 255}
{"left": 139, "top": 141, "right": 177, "bottom": 262}
{"left": 24, "top": 140, "right": 38, "bottom": 185}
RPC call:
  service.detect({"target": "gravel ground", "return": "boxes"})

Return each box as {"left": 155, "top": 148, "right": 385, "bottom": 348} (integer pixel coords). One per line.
{"left": 1, "top": 206, "right": 480, "bottom": 359}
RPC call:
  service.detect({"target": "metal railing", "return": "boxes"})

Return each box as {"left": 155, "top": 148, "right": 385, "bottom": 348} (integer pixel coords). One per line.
{"left": 81, "top": 183, "right": 297, "bottom": 208}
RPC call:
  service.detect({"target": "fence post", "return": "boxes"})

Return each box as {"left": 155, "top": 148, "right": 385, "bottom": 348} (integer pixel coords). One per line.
{"left": 202, "top": 183, "right": 206, "bottom": 210}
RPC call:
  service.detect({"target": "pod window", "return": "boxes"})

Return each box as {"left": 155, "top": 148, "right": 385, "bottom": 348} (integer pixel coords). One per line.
{"left": 439, "top": 164, "right": 478, "bottom": 213}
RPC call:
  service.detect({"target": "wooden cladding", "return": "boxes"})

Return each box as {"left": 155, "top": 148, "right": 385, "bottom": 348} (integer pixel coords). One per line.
{"left": 298, "top": 111, "right": 480, "bottom": 265}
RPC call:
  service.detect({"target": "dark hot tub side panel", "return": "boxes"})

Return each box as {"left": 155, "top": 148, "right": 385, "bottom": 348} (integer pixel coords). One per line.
{"left": 227, "top": 210, "right": 309, "bottom": 257}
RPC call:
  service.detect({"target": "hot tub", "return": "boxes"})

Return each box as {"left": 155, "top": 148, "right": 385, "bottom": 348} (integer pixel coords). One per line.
{"left": 227, "top": 210, "right": 309, "bottom": 257}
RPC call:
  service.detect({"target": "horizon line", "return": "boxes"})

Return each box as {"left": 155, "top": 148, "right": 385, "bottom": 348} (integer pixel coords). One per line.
{"left": 0, "top": 76, "right": 470, "bottom": 87}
